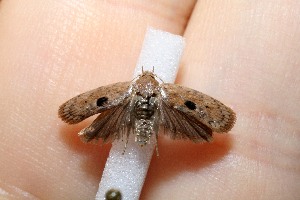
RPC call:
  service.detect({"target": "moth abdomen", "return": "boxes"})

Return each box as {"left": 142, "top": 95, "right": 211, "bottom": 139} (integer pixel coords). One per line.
{"left": 131, "top": 93, "right": 160, "bottom": 146}
{"left": 134, "top": 119, "right": 153, "bottom": 144}
{"left": 134, "top": 104, "right": 155, "bottom": 119}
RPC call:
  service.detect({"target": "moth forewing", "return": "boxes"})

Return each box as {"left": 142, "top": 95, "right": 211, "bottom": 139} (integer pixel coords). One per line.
{"left": 58, "top": 82, "right": 131, "bottom": 124}
{"left": 160, "top": 83, "right": 236, "bottom": 133}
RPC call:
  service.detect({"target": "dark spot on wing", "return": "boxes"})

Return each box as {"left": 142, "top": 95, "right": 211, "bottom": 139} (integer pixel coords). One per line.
{"left": 97, "top": 97, "right": 108, "bottom": 107}
{"left": 184, "top": 100, "right": 196, "bottom": 110}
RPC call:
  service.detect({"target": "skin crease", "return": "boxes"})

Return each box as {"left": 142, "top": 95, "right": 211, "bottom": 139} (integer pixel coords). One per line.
{"left": 0, "top": 0, "right": 299, "bottom": 199}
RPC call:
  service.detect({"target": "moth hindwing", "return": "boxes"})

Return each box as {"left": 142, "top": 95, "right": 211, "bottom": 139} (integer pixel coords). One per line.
{"left": 58, "top": 71, "right": 236, "bottom": 145}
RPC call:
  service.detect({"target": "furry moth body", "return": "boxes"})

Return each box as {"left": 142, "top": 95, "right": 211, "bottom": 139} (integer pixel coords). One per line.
{"left": 58, "top": 71, "right": 236, "bottom": 146}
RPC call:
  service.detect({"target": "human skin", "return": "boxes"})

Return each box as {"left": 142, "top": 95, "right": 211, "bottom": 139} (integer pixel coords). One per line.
{"left": 0, "top": 0, "right": 299, "bottom": 199}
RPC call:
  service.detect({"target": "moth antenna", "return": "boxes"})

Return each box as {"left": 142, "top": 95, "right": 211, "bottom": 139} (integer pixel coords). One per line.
{"left": 153, "top": 73, "right": 165, "bottom": 83}
{"left": 157, "top": 76, "right": 165, "bottom": 83}
{"left": 131, "top": 75, "right": 140, "bottom": 83}
{"left": 155, "top": 132, "right": 159, "bottom": 157}
{"left": 152, "top": 66, "right": 155, "bottom": 73}
{"left": 142, "top": 66, "right": 144, "bottom": 73}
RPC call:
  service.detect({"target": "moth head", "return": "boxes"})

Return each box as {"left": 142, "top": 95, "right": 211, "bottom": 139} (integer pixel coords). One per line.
{"left": 135, "top": 71, "right": 159, "bottom": 98}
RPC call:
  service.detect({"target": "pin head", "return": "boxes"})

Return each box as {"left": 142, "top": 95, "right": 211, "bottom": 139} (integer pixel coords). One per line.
{"left": 105, "top": 188, "right": 122, "bottom": 200}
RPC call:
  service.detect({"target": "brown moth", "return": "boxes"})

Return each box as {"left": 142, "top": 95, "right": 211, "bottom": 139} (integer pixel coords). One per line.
{"left": 58, "top": 71, "right": 236, "bottom": 146}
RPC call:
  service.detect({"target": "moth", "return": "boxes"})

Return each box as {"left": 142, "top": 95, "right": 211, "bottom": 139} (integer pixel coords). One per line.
{"left": 58, "top": 71, "right": 236, "bottom": 146}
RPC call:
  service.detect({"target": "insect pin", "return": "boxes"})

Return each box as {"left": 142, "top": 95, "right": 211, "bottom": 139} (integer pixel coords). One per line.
{"left": 58, "top": 70, "right": 236, "bottom": 149}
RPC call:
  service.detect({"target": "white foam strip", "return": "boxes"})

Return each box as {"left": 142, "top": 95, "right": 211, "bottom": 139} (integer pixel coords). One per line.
{"left": 96, "top": 27, "right": 185, "bottom": 200}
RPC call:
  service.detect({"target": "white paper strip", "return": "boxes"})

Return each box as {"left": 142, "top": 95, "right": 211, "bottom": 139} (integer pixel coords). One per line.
{"left": 96, "top": 27, "right": 185, "bottom": 200}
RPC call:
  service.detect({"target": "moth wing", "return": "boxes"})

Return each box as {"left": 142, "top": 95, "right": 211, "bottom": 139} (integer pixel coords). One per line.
{"left": 78, "top": 101, "right": 131, "bottom": 143}
{"left": 160, "top": 83, "right": 236, "bottom": 141}
{"left": 58, "top": 82, "right": 132, "bottom": 124}
{"left": 160, "top": 101, "right": 213, "bottom": 142}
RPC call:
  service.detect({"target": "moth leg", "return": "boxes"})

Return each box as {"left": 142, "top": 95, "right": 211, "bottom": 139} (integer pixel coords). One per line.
{"left": 122, "top": 129, "right": 130, "bottom": 155}
{"left": 122, "top": 138, "right": 128, "bottom": 155}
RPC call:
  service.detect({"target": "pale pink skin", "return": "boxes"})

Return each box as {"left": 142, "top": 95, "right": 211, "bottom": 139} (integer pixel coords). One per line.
{"left": 0, "top": 1, "right": 299, "bottom": 199}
